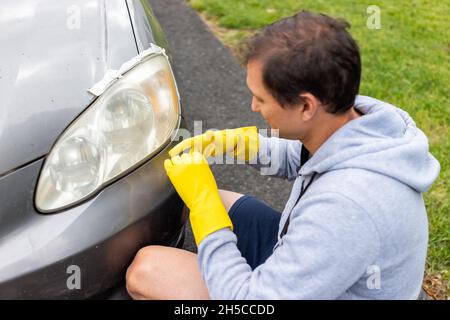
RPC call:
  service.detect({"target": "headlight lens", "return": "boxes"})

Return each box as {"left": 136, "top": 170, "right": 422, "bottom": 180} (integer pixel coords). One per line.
{"left": 35, "top": 53, "right": 180, "bottom": 213}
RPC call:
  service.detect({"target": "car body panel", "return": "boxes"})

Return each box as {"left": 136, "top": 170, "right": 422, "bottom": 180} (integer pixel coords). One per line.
{"left": 0, "top": 130, "right": 187, "bottom": 299}
{"left": 0, "top": 0, "right": 187, "bottom": 299}
{"left": 0, "top": 0, "right": 170, "bottom": 176}
{"left": 126, "top": 0, "right": 171, "bottom": 54}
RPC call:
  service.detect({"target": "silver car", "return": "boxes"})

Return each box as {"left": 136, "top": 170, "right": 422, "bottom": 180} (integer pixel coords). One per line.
{"left": 0, "top": 0, "right": 187, "bottom": 299}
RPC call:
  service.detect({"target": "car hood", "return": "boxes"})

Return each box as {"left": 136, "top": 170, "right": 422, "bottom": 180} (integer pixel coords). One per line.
{"left": 0, "top": 0, "right": 139, "bottom": 175}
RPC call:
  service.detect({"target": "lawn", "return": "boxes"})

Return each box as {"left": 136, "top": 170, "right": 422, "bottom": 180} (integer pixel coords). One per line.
{"left": 188, "top": 0, "right": 450, "bottom": 299}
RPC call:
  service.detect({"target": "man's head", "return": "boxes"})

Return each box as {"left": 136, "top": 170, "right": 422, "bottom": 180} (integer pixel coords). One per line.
{"left": 245, "top": 11, "right": 361, "bottom": 140}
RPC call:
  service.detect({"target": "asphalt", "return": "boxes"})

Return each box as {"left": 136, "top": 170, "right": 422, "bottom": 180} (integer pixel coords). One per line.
{"left": 148, "top": 0, "right": 293, "bottom": 253}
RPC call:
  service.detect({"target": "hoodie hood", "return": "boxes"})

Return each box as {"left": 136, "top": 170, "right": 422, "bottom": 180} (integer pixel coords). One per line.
{"left": 299, "top": 95, "right": 440, "bottom": 193}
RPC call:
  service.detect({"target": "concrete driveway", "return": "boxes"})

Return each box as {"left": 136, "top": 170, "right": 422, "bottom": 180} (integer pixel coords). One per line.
{"left": 148, "top": 0, "right": 293, "bottom": 252}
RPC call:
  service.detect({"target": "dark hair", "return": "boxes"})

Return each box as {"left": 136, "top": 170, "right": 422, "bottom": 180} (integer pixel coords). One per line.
{"left": 245, "top": 11, "right": 361, "bottom": 114}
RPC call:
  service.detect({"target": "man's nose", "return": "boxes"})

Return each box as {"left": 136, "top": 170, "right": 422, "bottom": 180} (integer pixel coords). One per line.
{"left": 251, "top": 97, "right": 260, "bottom": 113}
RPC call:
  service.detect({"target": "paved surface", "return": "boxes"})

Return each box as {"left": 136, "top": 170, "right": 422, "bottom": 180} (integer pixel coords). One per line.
{"left": 148, "top": 0, "right": 293, "bottom": 253}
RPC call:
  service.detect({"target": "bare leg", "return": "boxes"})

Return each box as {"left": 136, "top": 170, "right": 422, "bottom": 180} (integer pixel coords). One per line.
{"left": 218, "top": 189, "right": 245, "bottom": 212}
{"left": 126, "top": 189, "right": 244, "bottom": 300}
{"left": 126, "top": 245, "right": 210, "bottom": 300}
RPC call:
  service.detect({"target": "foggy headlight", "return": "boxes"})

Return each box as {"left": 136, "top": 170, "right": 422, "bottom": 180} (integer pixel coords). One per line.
{"left": 35, "top": 51, "right": 180, "bottom": 213}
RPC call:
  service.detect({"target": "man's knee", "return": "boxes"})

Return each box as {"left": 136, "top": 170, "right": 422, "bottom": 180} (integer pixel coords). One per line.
{"left": 218, "top": 189, "right": 245, "bottom": 213}
{"left": 126, "top": 245, "right": 162, "bottom": 299}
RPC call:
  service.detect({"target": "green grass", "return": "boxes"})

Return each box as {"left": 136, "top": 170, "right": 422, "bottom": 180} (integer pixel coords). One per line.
{"left": 189, "top": 0, "right": 450, "bottom": 298}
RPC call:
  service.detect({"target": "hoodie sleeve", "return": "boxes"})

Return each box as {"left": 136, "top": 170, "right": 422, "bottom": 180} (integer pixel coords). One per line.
{"left": 249, "top": 136, "right": 302, "bottom": 181}
{"left": 197, "top": 192, "right": 381, "bottom": 299}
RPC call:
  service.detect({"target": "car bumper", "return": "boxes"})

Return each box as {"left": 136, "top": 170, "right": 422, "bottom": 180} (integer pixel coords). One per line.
{"left": 0, "top": 120, "right": 188, "bottom": 299}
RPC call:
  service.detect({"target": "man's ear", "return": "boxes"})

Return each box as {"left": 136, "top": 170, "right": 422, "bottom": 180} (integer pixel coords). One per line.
{"left": 298, "top": 93, "right": 320, "bottom": 121}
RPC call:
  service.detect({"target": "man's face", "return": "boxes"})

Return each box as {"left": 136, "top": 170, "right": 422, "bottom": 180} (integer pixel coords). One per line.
{"left": 246, "top": 59, "right": 304, "bottom": 139}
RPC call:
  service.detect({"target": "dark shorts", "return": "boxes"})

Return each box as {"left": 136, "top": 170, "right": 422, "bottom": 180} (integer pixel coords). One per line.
{"left": 228, "top": 195, "right": 281, "bottom": 270}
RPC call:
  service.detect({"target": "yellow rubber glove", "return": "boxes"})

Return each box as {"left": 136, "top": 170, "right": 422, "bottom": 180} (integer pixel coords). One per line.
{"left": 169, "top": 126, "right": 259, "bottom": 162}
{"left": 164, "top": 151, "right": 233, "bottom": 245}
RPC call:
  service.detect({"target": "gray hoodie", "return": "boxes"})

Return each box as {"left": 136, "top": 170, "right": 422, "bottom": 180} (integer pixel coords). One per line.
{"left": 197, "top": 95, "right": 440, "bottom": 299}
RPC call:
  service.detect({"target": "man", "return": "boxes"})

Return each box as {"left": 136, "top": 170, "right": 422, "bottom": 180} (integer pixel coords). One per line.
{"left": 126, "top": 11, "right": 440, "bottom": 299}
